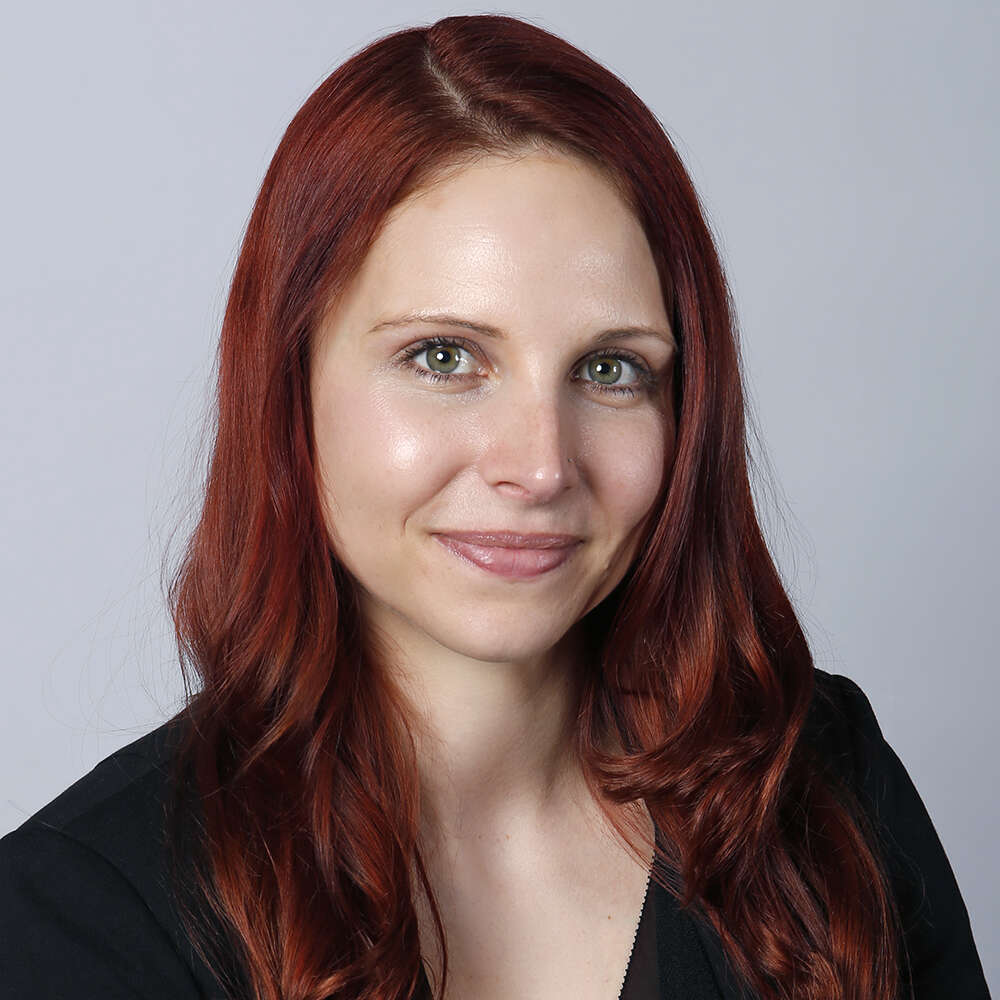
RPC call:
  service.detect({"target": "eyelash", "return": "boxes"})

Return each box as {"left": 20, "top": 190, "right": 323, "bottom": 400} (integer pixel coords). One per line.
{"left": 396, "top": 336, "right": 659, "bottom": 399}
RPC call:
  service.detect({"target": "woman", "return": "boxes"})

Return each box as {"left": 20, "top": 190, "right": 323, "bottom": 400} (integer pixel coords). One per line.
{"left": 0, "top": 13, "right": 990, "bottom": 1000}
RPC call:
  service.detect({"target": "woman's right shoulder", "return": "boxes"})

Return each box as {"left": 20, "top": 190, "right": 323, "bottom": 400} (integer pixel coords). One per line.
{"left": 0, "top": 714, "right": 222, "bottom": 999}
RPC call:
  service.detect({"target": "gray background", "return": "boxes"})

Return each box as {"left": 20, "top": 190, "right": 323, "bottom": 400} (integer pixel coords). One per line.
{"left": 1, "top": 0, "right": 995, "bottom": 985}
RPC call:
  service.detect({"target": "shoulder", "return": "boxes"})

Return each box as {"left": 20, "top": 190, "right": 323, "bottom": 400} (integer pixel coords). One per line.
{"left": 804, "top": 668, "right": 960, "bottom": 834}
{"left": 802, "top": 667, "right": 885, "bottom": 791}
{"left": 804, "top": 667, "right": 881, "bottom": 748}
{"left": 801, "top": 668, "right": 992, "bottom": 997}
{"left": 0, "top": 715, "right": 216, "bottom": 999}
{"left": 10, "top": 714, "right": 183, "bottom": 840}
{"left": 2, "top": 714, "right": 185, "bottom": 913}
{"left": 801, "top": 667, "right": 957, "bottom": 882}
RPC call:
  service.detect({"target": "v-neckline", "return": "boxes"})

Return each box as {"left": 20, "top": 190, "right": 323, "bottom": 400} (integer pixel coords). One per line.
{"left": 616, "top": 860, "right": 658, "bottom": 998}
{"left": 413, "top": 824, "right": 732, "bottom": 1000}
{"left": 622, "top": 822, "right": 731, "bottom": 1000}
{"left": 412, "top": 862, "right": 655, "bottom": 1000}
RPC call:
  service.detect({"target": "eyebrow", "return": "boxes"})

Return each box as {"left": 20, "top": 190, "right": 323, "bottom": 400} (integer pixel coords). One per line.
{"left": 366, "top": 311, "right": 676, "bottom": 349}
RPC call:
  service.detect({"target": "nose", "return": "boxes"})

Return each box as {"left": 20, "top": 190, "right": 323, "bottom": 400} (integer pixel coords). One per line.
{"left": 478, "top": 386, "right": 579, "bottom": 502}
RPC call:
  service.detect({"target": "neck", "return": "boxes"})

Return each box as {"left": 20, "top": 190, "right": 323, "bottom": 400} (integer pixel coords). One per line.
{"left": 384, "top": 626, "right": 593, "bottom": 848}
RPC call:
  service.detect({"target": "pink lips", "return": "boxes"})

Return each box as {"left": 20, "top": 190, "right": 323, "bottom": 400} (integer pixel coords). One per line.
{"left": 433, "top": 531, "right": 582, "bottom": 578}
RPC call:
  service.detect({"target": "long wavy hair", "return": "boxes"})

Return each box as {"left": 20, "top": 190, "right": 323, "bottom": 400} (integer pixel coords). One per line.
{"left": 164, "top": 13, "right": 906, "bottom": 1000}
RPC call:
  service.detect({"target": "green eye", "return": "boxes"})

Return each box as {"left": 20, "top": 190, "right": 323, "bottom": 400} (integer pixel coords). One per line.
{"left": 587, "top": 356, "right": 623, "bottom": 386}
{"left": 397, "top": 336, "right": 659, "bottom": 399}
{"left": 425, "top": 344, "right": 462, "bottom": 374}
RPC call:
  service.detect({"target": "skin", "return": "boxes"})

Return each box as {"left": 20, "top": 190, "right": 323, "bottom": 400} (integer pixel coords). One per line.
{"left": 310, "top": 149, "right": 678, "bottom": 995}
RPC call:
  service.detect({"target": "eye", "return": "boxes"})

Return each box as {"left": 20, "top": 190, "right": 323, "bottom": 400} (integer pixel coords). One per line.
{"left": 396, "top": 337, "right": 660, "bottom": 399}
{"left": 400, "top": 338, "right": 480, "bottom": 379}
{"left": 576, "top": 355, "right": 652, "bottom": 397}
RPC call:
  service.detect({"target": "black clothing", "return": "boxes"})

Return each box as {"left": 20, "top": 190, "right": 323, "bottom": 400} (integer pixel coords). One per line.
{"left": 0, "top": 670, "right": 991, "bottom": 998}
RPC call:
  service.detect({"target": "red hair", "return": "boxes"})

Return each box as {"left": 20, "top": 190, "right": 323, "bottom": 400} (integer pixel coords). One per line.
{"left": 164, "top": 13, "right": 905, "bottom": 1000}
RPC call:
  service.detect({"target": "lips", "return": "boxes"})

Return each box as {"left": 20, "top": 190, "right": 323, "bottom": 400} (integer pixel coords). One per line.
{"left": 433, "top": 532, "right": 582, "bottom": 578}
{"left": 433, "top": 530, "right": 582, "bottom": 549}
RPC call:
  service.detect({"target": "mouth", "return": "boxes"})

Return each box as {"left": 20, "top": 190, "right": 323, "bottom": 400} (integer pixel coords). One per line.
{"left": 432, "top": 532, "right": 583, "bottom": 578}
{"left": 432, "top": 530, "right": 583, "bottom": 548}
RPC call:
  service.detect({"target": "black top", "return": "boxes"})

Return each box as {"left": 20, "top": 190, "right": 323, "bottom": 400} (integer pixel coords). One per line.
{"left": 0, "top": 670, "right": 991, "bottom": 999}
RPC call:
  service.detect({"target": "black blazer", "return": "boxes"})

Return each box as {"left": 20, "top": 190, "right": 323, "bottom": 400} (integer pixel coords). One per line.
{"left": 0, "top": 670, "right": 991, "bottom": 999}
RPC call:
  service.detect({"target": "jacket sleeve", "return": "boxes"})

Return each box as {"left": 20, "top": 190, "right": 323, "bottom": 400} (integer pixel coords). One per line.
{"left": 827, "top": 673, "right": 992, "bottom": 999}
{"left": 0, "top": 822, "right": 202, "bottom": 999}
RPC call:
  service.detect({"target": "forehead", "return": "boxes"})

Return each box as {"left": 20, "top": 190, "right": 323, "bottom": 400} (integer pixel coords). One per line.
{"left": 328, "top": 151, "right": 668, "bottom": 335}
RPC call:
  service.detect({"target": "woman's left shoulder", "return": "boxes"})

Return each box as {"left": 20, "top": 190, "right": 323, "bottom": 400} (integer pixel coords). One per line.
{"left": 800, "top": 668, "right": 993, "bottom": 998}
{"left": 801, "top": 668, "right": 887, "bottom": 791}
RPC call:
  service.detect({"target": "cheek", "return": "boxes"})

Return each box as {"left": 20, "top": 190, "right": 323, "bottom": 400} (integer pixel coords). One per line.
{"left": 591, "top": 417, "right": 669, "bottom": 523}
{"left": 313, "top": 383, "right": 455, "bottom": 521}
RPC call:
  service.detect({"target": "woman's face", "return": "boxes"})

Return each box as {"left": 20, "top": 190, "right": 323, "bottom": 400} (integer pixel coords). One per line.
{"left": 310, "top": 150, "right": 677, "bottom": 667}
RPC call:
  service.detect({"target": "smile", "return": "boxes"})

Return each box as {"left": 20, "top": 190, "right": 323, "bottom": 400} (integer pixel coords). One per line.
{"left": 433, "top": 535, "right": 581, "bottom": 578}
